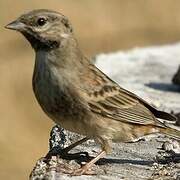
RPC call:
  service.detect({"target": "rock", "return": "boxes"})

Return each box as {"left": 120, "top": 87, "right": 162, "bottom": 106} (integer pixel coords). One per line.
{"left": 30, "top": 44, "right": 180, "bottom": 180}
{"left": 173, "top": 65, "right": 180, "bottom": 85}
{"left": 175, "top": 113, "right": 180, "bottom": 126}
{"left": 162, "top": 140, "right": 180, "bottom": 154}
{"left": 151, "top": 163, "right": 180, "bottom": 180}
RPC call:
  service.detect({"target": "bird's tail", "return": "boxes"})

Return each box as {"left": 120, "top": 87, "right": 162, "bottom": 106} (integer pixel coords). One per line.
{"left": 159, "top": 123, "right": 180, "bottom": 140}
{"left": 152, "top": 109, "right": 180, "bottom": 140}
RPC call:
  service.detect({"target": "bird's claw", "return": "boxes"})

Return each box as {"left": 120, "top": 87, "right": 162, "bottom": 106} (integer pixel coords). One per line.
{"left": 71, "top": 167, "right": 96, "bottom": 176}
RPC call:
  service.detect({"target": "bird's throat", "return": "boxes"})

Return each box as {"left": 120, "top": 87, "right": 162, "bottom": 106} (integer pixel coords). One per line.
{"left": 22, "top": 32, "right": 60, "bottom": 51}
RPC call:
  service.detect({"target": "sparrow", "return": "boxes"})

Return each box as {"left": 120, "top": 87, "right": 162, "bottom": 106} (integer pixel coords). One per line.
{"left": 6, "top": 9, "right": 180, "bottom": 176}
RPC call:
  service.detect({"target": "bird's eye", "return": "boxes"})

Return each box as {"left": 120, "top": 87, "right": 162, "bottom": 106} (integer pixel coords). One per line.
{"left": 37, "top": 17, "right": 47, "bottom": 26}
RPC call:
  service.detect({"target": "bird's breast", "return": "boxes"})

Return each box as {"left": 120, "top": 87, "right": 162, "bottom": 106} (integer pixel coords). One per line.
{"left": 32, "top": 53, "right": 90, "bottom": 128}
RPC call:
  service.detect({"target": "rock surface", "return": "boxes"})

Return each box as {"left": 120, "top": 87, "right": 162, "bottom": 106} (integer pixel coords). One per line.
{"left": 30, "top": 44, "right": 180, "bottom": 180}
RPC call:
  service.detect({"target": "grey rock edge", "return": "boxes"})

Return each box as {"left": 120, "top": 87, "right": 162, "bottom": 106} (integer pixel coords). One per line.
{"left": 173, "top": 65, "right": 180, "bottom": 85}
{"left": 30, "top": 44, "right": 180, "bottom": 180}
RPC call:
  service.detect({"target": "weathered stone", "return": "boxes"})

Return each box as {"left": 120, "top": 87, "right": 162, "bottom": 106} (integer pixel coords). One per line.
{"left": 173, "top": 65, "right": 180, "bottom": 85}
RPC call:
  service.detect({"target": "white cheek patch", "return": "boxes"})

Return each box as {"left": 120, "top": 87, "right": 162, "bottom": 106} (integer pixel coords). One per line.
{"left": 60, "top": 33, "right": 69, "bottom": 39}
{"left": 34, "top": 24, "right": 51, "bottom": 32}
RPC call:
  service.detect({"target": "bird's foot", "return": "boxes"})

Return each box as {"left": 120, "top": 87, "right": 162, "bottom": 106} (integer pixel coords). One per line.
{"left": 71, "top": 166, "right": 96, "bottom": 176}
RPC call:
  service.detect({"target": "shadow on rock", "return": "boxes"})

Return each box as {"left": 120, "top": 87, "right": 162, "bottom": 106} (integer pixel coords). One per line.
{"left": 145, "top": 82, "right": 180, "bottom": 92}
{"left": 74, "top": 155, "right": 154, "bottom": 166}
{"left": 96, "top": 157, "right": 154, "bottom": 166}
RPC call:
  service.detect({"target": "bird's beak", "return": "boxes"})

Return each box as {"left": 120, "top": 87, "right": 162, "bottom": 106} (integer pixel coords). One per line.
{"left": 5, "top": 20, "right": 26, "bottom": 31}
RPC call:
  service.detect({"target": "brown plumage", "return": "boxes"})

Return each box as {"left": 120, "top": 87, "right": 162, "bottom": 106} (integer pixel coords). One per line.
{"left": 6, "top": 9, "right": 180, "bottom": 175}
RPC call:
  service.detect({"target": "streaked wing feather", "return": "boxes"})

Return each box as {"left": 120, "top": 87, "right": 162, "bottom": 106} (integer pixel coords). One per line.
{"left": 81, "top": 65, "right": 175, "bottom": 125}
{"left": 88, "top": 86, "right": 156, "bottom": 125}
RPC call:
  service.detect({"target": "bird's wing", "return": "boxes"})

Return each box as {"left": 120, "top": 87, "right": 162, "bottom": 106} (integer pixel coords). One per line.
{"left": 81, "top": 65, "right": 176, "bottom": 126}
{"left": 87, "top": 85, "right": 157, "bottom": 125}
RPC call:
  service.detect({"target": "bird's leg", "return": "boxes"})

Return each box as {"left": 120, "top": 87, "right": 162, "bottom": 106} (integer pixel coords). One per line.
{"left": 71, "top": 138, "right": 111, "bottom": 175}
{"left": 71, "top": 150, "right": 106, "bottom": 176}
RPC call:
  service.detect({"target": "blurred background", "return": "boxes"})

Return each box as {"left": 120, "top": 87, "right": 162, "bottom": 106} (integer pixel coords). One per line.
{"left": 1, "top": 0, "right": 180, "bottom": 179}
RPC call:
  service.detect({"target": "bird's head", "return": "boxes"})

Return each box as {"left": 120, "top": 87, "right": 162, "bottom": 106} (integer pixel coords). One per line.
{"left": 5, "top": 9, "right": 73, "bottom": 50}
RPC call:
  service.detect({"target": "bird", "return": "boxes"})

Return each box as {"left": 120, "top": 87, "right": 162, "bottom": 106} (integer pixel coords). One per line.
{"left": 5, "top": 9, "right": 180, "bottom": 176}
